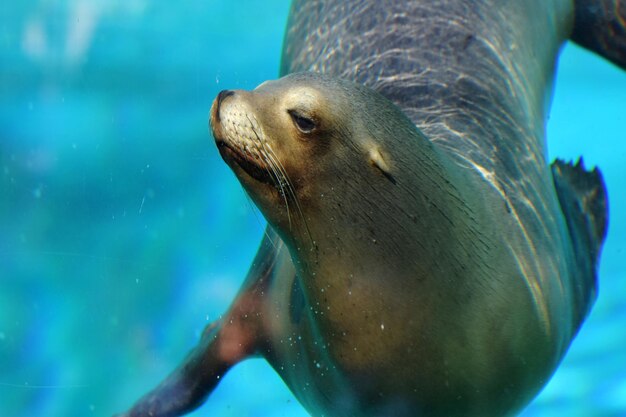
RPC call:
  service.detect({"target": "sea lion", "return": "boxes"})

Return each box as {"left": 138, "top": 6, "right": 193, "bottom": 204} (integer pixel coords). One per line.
{"left": 116, "top": 0, "right": 623, "bottom": 416}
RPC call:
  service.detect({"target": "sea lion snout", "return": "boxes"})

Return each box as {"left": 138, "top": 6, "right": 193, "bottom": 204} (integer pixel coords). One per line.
{"left": 209, "top": 89, "right": 276, "bottom": 186}
{"left": 215, "top": 90, "right": 234, "bottom": 120}
{"left": 212, "top": 89, "right": 235, "bottom": 123}
{"left": 209, "top": 89, "right": 237, "bottom": 143}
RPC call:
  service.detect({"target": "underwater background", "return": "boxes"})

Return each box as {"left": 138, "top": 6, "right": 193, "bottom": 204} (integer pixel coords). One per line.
{"left": 0, "top": 1, "right": 624, "bottom": 416}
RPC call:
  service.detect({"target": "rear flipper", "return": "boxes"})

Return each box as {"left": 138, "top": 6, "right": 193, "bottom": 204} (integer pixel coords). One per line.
{"left": 115, "top": 230, "right": 280, "bottom": 417}
{"left": 571, "top": 0, "right": 626, "bottom": 69}
{"left": 551, "top": 158, "right": 608, "bottom": 328}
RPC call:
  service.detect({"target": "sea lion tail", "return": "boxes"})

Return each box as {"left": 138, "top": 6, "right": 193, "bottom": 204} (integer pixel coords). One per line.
{"left": 551, "top": 157, "right": 608, "bottom": 323}
{"left": 570, "top": 0, "right": 626, "bottom": 70}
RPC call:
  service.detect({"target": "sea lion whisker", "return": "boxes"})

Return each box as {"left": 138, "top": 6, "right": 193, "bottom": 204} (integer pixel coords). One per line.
{"left": 261, "top": 149, "right": 294, "bottom": 229}
{"left": 244, "top": 138, "right": 292, "bottom": 227}
{"left": 243, "top": 189, "right": 278, "bottom": 250}
{"left": 245, "top": 114, "right": 308, "bottom": 240}
{"left": 262, "top": 142, "right": 315, "bottom": 250}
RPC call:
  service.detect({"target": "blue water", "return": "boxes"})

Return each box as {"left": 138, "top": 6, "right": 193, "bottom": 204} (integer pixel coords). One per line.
{"left": 0, "top": 1, "right": 624, "bottom": 416}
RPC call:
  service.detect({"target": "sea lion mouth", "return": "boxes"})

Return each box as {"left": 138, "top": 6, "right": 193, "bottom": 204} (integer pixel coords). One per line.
{"left": 216, "top": 139, "right": 274, "bottom": 185}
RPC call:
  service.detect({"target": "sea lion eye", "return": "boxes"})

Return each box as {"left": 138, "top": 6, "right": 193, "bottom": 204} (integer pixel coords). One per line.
{"left": 288, "top": 110, "right": 316, "bottom": 134}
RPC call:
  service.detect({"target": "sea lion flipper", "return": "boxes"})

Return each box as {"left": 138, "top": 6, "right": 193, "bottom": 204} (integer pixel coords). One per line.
{"left": 116, "top": 231, "right": 281, "bottom": 417}
{"left": 113, "top": 321, "right": 234, "bottom": 417}
{"left": 551, "top": 158, "right": 608, "bottom": 326}
{"left": 570, "top": 0, "right": 626, "bottom": 69}
{"left": 115, "top": 311, "right": 265, "bottom": 417}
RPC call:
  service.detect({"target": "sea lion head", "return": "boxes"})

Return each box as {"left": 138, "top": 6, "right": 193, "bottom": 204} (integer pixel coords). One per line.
{"left": 209, "top": 72, "right": 430, "bottom": 259}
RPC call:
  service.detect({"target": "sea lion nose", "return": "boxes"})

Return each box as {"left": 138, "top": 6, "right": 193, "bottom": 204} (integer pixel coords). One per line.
{"left": 215, "top": 90, "right": 235, "bottom": 122}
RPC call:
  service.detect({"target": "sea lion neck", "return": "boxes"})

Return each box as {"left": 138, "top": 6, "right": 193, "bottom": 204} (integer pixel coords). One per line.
{"left": 282, "top": 131, "right": 486, "bottom": 308}
{"left": 276, "top": 134, "right": 500, "bottom": 381}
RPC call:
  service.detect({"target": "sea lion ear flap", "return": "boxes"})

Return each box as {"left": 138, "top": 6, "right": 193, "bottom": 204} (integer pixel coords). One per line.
{"left": 368, "top": 147, "right": 396, "bottom": 185}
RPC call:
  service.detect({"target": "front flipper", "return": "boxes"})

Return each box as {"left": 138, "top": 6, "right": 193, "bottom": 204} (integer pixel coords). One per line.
{"left": 115, "top": 321, "right": 237, "bottom": 417}
{"left": 115, "top": 229, "right": 281, "bottom": 417}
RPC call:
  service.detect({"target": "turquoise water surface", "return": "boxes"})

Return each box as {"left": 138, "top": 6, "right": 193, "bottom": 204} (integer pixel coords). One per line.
{"left": 1, "top": 1, "right": 625, "bottom": 416}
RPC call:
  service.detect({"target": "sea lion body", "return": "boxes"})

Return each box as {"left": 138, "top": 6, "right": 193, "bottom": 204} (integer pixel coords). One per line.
{"left": 117, "top": 1, "right": 621, "bottom": 416}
